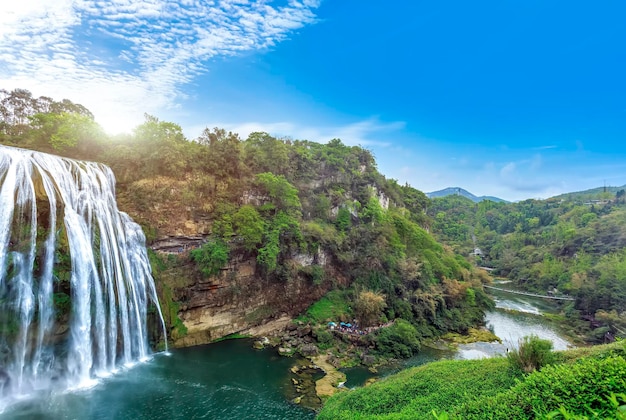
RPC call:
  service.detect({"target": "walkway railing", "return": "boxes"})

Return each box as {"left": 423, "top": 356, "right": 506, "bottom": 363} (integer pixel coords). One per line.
{"left": 484, "top": 285, "right": 575, "bottom": 301}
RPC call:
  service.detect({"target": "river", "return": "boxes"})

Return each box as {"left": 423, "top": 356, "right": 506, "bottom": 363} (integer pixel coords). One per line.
{"left": 343, "top": 289, "right": 572, "bottom": 388}
{"left": 0, "top": 292, "right": 569, "bottom": 419}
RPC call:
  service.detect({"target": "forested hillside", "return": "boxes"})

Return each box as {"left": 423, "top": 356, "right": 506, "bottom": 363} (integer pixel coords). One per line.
{"left": 429, "top": 192, "right": 626, "bottom": 342}
{"left": 0, "top": 88, "right": 492, "bottom": 355}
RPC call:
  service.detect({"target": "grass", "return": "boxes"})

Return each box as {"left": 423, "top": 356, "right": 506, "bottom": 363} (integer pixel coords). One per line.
{"left": 317, "top": 341, "right": 626, "bottom": 420}
{"left": 318, "top": 357, "right": 521, "bottom": 420}
{"left": 296, "top": 289, "right": 351, "bottom": 324}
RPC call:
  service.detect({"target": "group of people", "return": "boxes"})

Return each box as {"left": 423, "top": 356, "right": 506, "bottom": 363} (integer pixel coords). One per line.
{"left": 328, "top": 320, "right": 394, "bottom": 336}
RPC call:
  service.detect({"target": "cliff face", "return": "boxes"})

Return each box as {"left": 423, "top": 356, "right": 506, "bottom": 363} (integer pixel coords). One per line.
{"left": 152, "top": 242, "right": 342, "bottom": 347}
{"left": 106, "top": 136, "right": 484, "bottom": 350}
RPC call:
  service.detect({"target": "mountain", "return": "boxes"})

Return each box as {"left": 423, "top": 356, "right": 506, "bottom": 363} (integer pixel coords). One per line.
{"left": 426, "top": 187, "right": 508, "bottom": 203}
{"left": 550, "top": 185, "right": 626, "bottom": 202}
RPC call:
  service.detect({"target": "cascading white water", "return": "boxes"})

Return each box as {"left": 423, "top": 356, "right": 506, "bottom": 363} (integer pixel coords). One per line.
{"left": 0, "top": 145, "right": 167, "bottom": 405}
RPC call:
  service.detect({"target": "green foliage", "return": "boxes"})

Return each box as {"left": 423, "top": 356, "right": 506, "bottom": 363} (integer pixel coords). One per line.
{"left": 255, "top": 172, "right": 301, "bottom": 216}
{"left": 538, "top": 393, "right": 626, "bottom": 419}
{"left": 361, "top": 194, "right": 385, "bottom": 224}
{"left": 232, "top": 205, "right": 266, "bottom": 251}
{"left": 257, "top": 211, "right": 301, "bottom": 272}
{"left": 190, "top": 239, "right": 229, "bottom": 277}
{"left": 507, "top": 335, "right": 555, "bottom": 373}
{"left": 134, "top": 113, "right": 185, "bottom": 144}
{"left": 297, "top": 290, "right": 351, "bottom": 324}
{"left": 160, "top": 283, "right": 187, "bottom": 340}
{"left": 354, "top": 290, "right": 387, "bottom": 327}
{"left": 318, "top": 357, "right": 519, "bottom": 420}
{"left": 301, "top": 264, "right": 325, "bottom": 285}
{"left": 319, "top": 344, "right": 626, "bottom": 420}
{"left": 374, "top": 319, "right": 421, "bottom": 358}
{"left": 461, "top": 355, "right": 626, "bottom": 419}
{"left": 430, "top": 191, "right": 626, "bottom": 341}
{"left": 28, "top": 111, "right": 104, "bottom": 152}
{"left": 313, "top": 327, "right": 334, "bottom": 349}
{"left": 53, "top": 292, "right": 71, "bottom": 319}
{"left": 335, "top": 207, "right": 352, "bottom": 232}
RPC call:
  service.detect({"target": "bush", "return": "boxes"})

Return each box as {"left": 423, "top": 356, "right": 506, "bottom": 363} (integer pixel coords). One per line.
{"left": 507, "top": 334, "right": 554, "bottom": 373}
{"left": 461, "top": 355, "right": 626, "bottom": 419}
{"left": 297, "top": 290, "right": 351, "bottom": 324}
{"left": 374, "top": 319, "right": 421, "bottom": 358}
{"left": 318, "top": 357, "right": 519, "bottom": 420}
{"left": 190, "top": 239, "right": 229, "bottom": 277}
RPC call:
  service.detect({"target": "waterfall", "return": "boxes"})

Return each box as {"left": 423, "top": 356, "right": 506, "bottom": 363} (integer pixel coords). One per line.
{"left": 0, "top": 145, "right": 167, "bottom": 404}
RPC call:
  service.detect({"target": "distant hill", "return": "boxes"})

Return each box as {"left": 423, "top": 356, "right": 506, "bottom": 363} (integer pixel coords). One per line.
{"left": 550, "top": 185, "right": 626, "bottom": 202}
{"left": 426, "top": 187, "right": 508, "bottom": 203}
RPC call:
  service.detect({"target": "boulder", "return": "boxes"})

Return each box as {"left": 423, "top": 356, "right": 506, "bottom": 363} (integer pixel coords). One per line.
{"left": 361, "top": 354, "right": 376, "bottom": 366}
{"left": 299, "top": 343, "right": 319, "bottom": 356}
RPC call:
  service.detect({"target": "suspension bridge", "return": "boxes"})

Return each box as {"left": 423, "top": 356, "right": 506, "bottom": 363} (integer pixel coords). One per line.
{"left": 484, "top": 285, "right": 575, "bottom": 301}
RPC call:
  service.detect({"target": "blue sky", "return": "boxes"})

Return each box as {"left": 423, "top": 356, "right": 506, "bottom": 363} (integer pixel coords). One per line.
{"left": 1, "top": 1, "right": 625, "bottom": 201}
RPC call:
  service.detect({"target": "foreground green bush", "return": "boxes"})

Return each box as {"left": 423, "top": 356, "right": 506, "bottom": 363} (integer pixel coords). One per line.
{"left": 507, "top": 334, "right": 555, "bottom": 373}
{"left": 318, "top": 357, "right": 521, "bottom": 420}
{"left": 458, "top": 355, "right": 626, "bottom": 419}
{"left": 318, "top": 343, "right": 626, "bottom": 420}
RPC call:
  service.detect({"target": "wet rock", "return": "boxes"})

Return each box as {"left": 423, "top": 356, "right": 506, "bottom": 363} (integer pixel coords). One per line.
{"left": 55, "top": 323, "right": 69, "bottom": 336}
{"left": 278, "top": 347, "right": 293, "bottom": 356}
{"left": 327, "top": 354, "right": 342, "bottom": 369}
{"left": 297, "top": 326, "right": 311, "bottom": 337}
{"left": 361, "top": 354, "right": 376, "bottom": 366}
{"left": 299, "top": 344, "right": 319, "bottom": 357}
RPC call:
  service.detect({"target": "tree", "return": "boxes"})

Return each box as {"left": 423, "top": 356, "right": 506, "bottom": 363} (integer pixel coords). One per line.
{"left": 257, "top": 211, "right": 301, "bottom": 272}
{"left": 255, "top": 172, "right": 302, "bottom": 216}
{"left": 190, "top": 240, "right": 229, "bottom": 278}
{"left": 243, "top": 132, "right": 290, "bottom": 174}
{"left": 29, "top": 112, "right": 104, "bottom": 152}
{"left": 354, "top": 290, "right": 387, "bottom": 327}
{"left": 134, "top": 114, "right": 185, "bottom": 144}
{"left": 233, "top": 205, "right": 266, "bottom": 251}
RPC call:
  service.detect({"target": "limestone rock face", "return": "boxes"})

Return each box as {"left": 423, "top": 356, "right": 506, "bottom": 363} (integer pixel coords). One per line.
{"left": 167, "top": 253, "right": 346, "bottom": 347}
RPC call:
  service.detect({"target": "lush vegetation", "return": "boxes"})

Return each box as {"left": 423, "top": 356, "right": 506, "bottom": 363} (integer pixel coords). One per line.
{"left": 429, "top": 193, "right": 626, "bottom": 342}
{"left": 506, "top": 335, "right": 555, "bottom": 373}
{"left": 0, "top": 88, "right": 493, "bottom": 352}
{"left": 318, "top": 341, "right": 626, "bottom": 419}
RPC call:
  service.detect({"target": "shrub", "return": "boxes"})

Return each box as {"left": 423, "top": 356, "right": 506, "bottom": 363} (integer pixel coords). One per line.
{"left": 318, "top": 357, "right": 519, "bottom": 420}
{"left": 297, "top": 290, "right": 351, "bottom": 324}
{"left": 507, "top": 334, "right": 554, "bottom": 373}
{"left": 354, "top": 290, "right": 386, "bottom": 327}
{"left": 461, "top": 355, "right": 626, "bottom": 419}
{"left": 190, "top": 239, "right": 229, "bottom": 277}
{"left": 374, "top": 319, "right": 421, "bottom": 358}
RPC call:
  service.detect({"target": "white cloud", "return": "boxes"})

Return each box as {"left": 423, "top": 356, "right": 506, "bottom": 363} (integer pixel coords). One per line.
{"left": 500, "top": 162, "right": 516, "bottom": 177}
{"left": 0, "top": 0, "right": 321, "bottom": 133}
{"left": 188, "top": 117, "right": 403, "bottom": 147}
